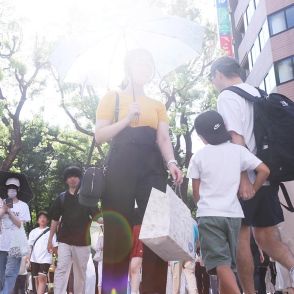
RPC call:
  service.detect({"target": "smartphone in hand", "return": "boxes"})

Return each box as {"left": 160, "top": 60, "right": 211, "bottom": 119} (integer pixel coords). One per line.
{"left": 5, "top": 198, "right": 13, "bottom": 209}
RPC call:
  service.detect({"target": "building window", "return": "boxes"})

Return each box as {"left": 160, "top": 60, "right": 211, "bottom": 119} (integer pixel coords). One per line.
{"left": 275, "top": 56, "right": 294, "bottom": 84}
{"left": 247, "top": 0, "right": 256, "bottom": 24}
{"left": 259, "top": 19, "right": 269, "bottom": 49}
{"left": 286, "top": 5, "right": 294, "bottom": 28}
{"left": 243, "top": 0, "right": 257, "bottom": 32}
{"left": 264, "top": 66, "right": 276, "bottom": 93}
{"left": 242, "top": 56, "right": 250, "bottom": 78}
{"left": 247, "top": 19, "right": 269, "bottom": 70}
{"left": 269, "top": 11, "right": 286, "bottom": 35}
{"left": 244, "top": 11, "right": 248, "bottom": 32}
{"left": 259, "top": 80, "right": 266, "bottom": 91}
{"left": 268, "top": 5, "right": 294, "bottom": 36}
{"left": 248, "top": 51, "right": 253, "bottom": 71}
{"left": 251, "top": 38, "right": 261, "bottom": 65}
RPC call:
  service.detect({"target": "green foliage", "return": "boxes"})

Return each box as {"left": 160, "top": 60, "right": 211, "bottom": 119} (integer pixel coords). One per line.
{"left": 62, "top": 84, "right": 99, "bottom": 125}
{"left": 0, "top": 0, "right": 221, "bottom": 219}
{"left": 10, "top": 58, "right": 27, "bottom": 75}
{"left": 154, "top": 0, "right": 221, "bottom": 206}
{"left": 9, "top": 117, "right": 97, "bottom": 216}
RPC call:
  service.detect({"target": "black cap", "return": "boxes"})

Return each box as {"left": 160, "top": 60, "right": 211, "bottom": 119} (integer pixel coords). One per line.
{"left": 63, "top": 166, "right": 82, "bottom": 182}
{"left": 194, "top": 111, "right": 231, "bottom": 145}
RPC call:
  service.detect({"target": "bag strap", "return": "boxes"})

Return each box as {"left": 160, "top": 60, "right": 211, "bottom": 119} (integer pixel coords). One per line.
{"left": 31, "top": 227, "right": 50, "bottom": 253}
{"left": 173, "top": 184, "right": 183, "bottom": 200}
{"left": 225, "top": 86, "right": 260, "bottom": 103}
{"left": 114, "top": 92, "right": 119, "bottom": 123}
{"left": 97, "top": 93, "right": 120, "bottom": 169}
{"left": 59, "top": 191, "right": 66, "bottom": 206}
{"left": 255, "top": 87, "right": 268, "bottom": 98}
{"left": 279, "top": 183, "right": 294, "bottom": 213}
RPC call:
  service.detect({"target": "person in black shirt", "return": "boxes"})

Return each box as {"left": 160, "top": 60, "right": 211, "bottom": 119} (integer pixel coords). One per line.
{"left": 47, "top": 166, "right": 97, "bottom": 294}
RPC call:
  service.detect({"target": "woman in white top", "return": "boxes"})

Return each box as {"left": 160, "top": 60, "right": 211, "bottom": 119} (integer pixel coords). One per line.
{"left": 0, "top": 177, "right": 31, "bottom": 294}
{"left": 28, "top": 211, "right": 57, "bottom": 294}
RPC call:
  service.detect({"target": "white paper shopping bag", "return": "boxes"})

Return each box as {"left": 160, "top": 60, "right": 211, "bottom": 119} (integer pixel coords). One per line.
{"left": 139, "top": 185, "right": 197, "bottom": 261}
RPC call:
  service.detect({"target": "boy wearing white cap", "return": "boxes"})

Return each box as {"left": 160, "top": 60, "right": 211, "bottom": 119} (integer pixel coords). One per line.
{"left": 0, "top": 177, "right": 30, "bottom": 294}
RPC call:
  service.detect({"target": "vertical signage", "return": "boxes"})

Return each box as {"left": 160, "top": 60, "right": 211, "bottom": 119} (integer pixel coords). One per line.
{"left": 216, "top": 0, "right": 234, "bottom": 57}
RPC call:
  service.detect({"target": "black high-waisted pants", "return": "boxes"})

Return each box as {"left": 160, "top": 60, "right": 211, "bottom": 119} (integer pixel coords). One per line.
{"left": 102, "top": 127, "right": 168, "bottom": 294}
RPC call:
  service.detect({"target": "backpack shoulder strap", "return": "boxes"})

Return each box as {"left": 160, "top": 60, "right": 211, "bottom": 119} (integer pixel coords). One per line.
{"left": 59, "top": 192, "right": 66, "bottom": 207}
{"left": 279, "top": 183, "right": 294, "bottom": 213}
{"left": 255, "top": 87, "right": 268, "bottom": 98}
{"left": 225, "top": 86, "right": 259, "bottom": 103}
{"left": 31, "top": 227, "right": 50, "bottom": 252}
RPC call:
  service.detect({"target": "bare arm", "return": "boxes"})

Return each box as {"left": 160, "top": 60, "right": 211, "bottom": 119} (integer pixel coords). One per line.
{"left": 192, "top": 179, "right": 200, "bottom": 204}
{"left": 0, "top": 205, "right": 6, "bottom": 218}
{"left": 47, "top": 220, "right": 59, "bottom": 253}
{"left": 7, "top": 210, "right": 22, "bottom": 228}
{"left": 230, "top": 131, "right": 246, "bottom": 146}
{"left": 0, "top": 199, "right": 7, "bottom": 218}
{"left": 157, "top": 122, "right": 183, "bottom": 184}
{"left": 157, "top": 122, "right": 176, "bottom": 163}
{"left": 253, "top": 163, "right": 270, "bottom": 193}
{"left": 230, "top": 131, "right": 255, "bottom": 200}
{"left": 95, "top": 118, "right": 131, "bottom": 144}
{"left": 95, "top": 102, "right": 140, "bottom": 144}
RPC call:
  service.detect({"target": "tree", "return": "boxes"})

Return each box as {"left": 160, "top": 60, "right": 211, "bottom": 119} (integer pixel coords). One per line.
{"left": 157, "top": 0, "right": 220, "bottom": 204}
{"left": 0, "top": 0, "right": 219, "bottom": 217}
{"left": 0, "top": 7, "right": 48, "bottom": 170}
{"left": 7, "top": 115, "right": 96, "bottom": 228}
{"left": 51, "top": 73, "right": 107, "bottom": 166}
{"left": 50, "top": 0, "right": 220, "bottom": 206}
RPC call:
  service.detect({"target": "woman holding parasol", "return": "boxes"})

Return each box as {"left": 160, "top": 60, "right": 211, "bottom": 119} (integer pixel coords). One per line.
{"left": 95, "top": 48, "right": 183, "bottom": 294}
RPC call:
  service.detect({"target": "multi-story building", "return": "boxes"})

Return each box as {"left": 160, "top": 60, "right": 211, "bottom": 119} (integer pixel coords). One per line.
{"left": 228, "top": 0, "right": 294, "bottom": 100}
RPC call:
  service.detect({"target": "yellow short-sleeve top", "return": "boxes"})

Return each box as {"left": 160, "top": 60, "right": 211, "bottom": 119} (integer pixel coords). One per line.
{"left": 96, "top": 91, "right": 169, "bottom": 130}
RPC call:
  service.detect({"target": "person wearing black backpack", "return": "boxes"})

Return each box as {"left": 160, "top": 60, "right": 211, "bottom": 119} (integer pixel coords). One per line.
{"left": 47, "top": 166, "right": 98, "bottom": 294}
{"left": 210, "top": 56, "right": 294, "bottom": 293}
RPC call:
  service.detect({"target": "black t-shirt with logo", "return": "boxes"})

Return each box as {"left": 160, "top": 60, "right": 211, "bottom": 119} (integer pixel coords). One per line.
{"left": 50, "top": 191, "right": 98, "bottom": 246}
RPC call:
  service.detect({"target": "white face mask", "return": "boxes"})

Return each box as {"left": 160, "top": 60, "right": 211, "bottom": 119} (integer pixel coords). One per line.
{"left": 7, "top": 189, "right": 18, "bottom": 199}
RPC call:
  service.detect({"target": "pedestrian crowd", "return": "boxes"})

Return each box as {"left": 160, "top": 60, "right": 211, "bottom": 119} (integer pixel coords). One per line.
{"left": 1, "top": 52, "right": 294, "bottom": 294}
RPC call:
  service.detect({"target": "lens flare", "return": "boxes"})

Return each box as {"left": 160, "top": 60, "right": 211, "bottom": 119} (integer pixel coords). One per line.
{"left": 89, "top": 210, "right": 132, "bottom": 265}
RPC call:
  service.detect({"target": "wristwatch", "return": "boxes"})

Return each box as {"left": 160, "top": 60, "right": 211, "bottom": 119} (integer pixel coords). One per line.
{"left": 167, "top": 159, "right": 178, "bottom": 168}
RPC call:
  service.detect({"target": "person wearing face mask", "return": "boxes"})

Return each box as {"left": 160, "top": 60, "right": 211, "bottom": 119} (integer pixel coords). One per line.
{"left": 0, "top": 177, "right": 31, "bottom": 294}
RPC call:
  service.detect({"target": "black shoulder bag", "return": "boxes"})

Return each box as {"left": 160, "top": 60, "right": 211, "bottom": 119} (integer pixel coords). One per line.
{"left": 79, "top": 93, "right": 120, "bottom": 207}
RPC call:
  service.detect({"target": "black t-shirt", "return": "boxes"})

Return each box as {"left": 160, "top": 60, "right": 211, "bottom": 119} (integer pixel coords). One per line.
{"left": 50, "top": 191, "right": 98, "bottom": 246}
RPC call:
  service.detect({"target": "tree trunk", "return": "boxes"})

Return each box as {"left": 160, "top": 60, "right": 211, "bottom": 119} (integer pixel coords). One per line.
{"left": 0, "top": 118, "right": 21, "bottom": 171}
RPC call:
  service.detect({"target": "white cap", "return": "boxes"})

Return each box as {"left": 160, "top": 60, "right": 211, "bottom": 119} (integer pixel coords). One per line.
{"left": 5, "top": 178, "right": 20, "bottom": 187}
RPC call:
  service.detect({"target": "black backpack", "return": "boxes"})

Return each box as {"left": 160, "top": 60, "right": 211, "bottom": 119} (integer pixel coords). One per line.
{"left": 226, "top": 86, "right": 294, "bottom": 183}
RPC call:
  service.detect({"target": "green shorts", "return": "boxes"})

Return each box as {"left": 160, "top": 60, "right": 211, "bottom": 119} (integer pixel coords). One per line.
{"left": 198, "top": 216, "right": 241, "bottom": 274}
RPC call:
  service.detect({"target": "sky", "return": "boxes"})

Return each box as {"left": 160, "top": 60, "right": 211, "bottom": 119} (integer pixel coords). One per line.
{"left": 6, "top": 0, "right": 217, "bottom": 151}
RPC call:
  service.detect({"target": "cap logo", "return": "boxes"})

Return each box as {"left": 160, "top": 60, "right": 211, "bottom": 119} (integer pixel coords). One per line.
{"left": 214, "top": 123, "right": 221, "bottom": 130}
